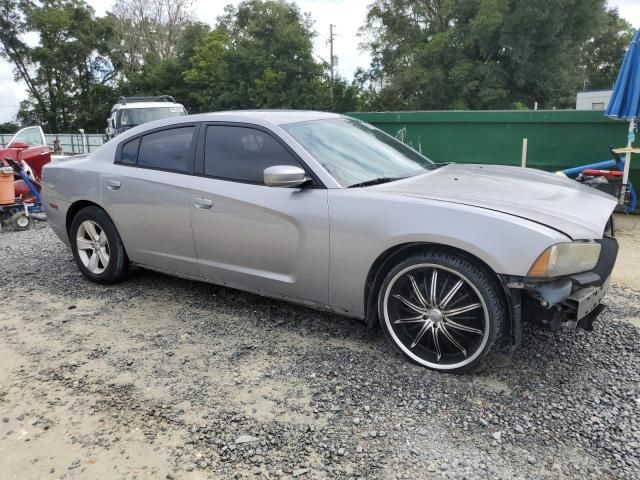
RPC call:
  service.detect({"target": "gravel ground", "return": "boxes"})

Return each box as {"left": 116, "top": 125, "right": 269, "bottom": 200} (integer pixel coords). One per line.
{"left": 1, "top": 224, "right": 639, "bottom": 480}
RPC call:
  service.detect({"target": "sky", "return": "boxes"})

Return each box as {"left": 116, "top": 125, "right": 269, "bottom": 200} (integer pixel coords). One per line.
{"left": 1, "top": 0, "right": 639, "bottom": 123}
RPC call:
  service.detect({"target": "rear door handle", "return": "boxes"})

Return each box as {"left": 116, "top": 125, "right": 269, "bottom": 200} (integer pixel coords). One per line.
{"left": 193, "top": 197, "right": 213, "bottom": 209}
{"left": 39, "top": 151, "right": 49, "bottom": 156}
{"left": 106, "top": 180, "right": 121, "bottom": 191}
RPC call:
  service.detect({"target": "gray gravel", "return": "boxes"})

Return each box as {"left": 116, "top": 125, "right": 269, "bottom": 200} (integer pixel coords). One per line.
{"left": 0, "top": 225, "right": 639, "bottom": 479}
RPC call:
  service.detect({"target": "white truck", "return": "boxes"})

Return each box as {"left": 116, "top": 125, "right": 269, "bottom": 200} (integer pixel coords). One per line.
{"left": 106, "top": 96, "right": 187, "bottom": 139}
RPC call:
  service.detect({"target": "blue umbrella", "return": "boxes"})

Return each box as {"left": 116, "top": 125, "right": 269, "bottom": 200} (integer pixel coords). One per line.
{"left": 606, "top": 28, "right": 640, "bottom": 192}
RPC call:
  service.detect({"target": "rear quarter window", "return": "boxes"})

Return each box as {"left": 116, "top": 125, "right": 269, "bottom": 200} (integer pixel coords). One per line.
{"left": 120, "top": 138, "right": 140, "bottom": 165}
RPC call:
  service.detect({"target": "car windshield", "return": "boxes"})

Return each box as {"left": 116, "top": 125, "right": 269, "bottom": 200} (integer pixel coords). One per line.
{"left": 282, "top": 118, "right": 436, "bottom": 187}
{"left": 118, "top": 107, "right": 186, "bottom": 128}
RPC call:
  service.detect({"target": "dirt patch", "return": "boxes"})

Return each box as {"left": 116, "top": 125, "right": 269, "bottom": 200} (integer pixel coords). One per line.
{"left": 1, "top": 226, "right": 639, "bottom": 479}
{"left": 612, "top": 213, "right": 640, "bottom": 290}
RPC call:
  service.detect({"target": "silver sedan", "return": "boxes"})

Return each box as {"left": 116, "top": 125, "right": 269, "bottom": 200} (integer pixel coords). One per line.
{"left": 42, "top": 111, "right": 619, "bottom": 372}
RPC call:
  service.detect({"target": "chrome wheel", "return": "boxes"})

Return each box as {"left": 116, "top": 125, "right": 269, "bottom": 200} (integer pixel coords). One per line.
{"left": 383, "top": 263, "right": 490, "bottom": 370}
{"left": 76, "top": 220, "right": 110, "bottom": 275}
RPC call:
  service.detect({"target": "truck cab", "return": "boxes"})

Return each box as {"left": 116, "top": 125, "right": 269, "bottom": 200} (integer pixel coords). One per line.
{"left": 106, "top": 96, "right": 187, "bottom": 139}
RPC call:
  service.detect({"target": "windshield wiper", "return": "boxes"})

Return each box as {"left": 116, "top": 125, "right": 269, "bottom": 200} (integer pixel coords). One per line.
{"left": 347, "top": 176, "right": 406, "bottom": 188}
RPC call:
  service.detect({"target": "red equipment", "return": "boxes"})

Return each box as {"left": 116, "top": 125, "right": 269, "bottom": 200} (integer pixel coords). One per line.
{"left": 0, "top": 126, "right": 51, "bottom": 182}
{"left": 582, "top": 169, "right": 624, "bottom": 178}
{"left": 0, "top": 142, "right": 44, "bottom": 203}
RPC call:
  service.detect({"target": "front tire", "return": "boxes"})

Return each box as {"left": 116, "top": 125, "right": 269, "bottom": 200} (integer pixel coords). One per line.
{"left": 378, "top": 250, "right": 506, "bottom": 373}
{"left": 70, "top": 206, "right": 128, "bottom": 284}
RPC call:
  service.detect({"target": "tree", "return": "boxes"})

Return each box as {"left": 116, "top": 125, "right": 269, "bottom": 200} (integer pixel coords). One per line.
{"left": 110, "top": 0, "right": 194, "bottom": 75}
{"left": 120, "top": 21, "right": 210, "bottom": 112}
{"left": 360, "top": 0, "right": 624, "bottom": 110}
{"left": 181, "top": 29, "right": 231, "bottom": 110}
{"left": 0, "top": 0, "right": 117, "bottom": 131}
{"left": 184, "top": 0, "right": 351, "bottom": 112}
{"left": 500, "top": 0, "right": 605, "bottom": 108}
{"left": 0, "top": 121, "right": 20, "bottom": 133}
{"left": 580, "top": 8, "right": 633, "bottom": 90}
{"left": 0, "top": 0, "right": 47, "bottom": 124}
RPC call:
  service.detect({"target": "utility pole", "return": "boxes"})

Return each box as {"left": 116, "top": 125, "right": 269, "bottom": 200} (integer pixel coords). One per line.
{"left": 329, "top": 24, "right": 336, "bottom": 104}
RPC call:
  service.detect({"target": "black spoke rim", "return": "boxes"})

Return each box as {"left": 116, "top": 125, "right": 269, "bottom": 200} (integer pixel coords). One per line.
{"left": 383, "top": 264, "right": 490, "bottom": 369}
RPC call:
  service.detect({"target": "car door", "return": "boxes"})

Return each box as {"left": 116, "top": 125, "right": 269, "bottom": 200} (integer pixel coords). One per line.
{"left": 7, "top": 126, "right": 51, "bottom": 180}
{"left": 101, "top": 124, "right": 200, "bottom": 277}
{"left": 189, "top": 123, "right": 330, "bottom": 305}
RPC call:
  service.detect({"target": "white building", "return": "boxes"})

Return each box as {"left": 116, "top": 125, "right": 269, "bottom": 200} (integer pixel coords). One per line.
{"left": 576, "top": 90, "right": 613, "bottom": 110}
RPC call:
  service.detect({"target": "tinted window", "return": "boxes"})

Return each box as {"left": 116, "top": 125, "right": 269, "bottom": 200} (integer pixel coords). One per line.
{"left": 121, "top": 137, "right": 140, "bottom": 165}
{"left": 204, "top": 126, "right": 300, "bottom": 183}
{"left": 117, "top": 106, "right": 186, "bottom": 128}
{"left": 137, "top": 127, "right": 195, "bottom": 173}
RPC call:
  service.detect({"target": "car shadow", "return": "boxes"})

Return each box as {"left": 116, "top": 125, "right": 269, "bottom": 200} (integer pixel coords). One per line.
{"left": 120, "top": 267, "right": 616, "bottom": 383}
{"left": 32, "top": 245, "right": 639, "bottom": 388}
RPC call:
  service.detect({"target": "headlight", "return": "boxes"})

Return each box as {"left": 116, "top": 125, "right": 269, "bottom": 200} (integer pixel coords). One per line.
{"left": 528, "top": 242, "right": 601, "bottom": 278}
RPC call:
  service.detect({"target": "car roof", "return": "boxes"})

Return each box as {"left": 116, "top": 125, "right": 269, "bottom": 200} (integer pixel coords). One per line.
{"left": 113, "top": 102, "right": 184, "bottom": 110}
{"left": 108, "top": 110, "right": 347, "bottom": 145}
{"left": 202, "top": 110, "right": 342, "bottom": 125}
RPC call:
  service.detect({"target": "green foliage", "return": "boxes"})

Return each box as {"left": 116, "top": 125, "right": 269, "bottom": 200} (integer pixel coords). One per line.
{"left": 182, "top": 29, "right": 231, "bottom": 109}
{"left": 581, "top": 8, "right": 634, "bottom": 90}
{"left": 184, "top": 0, "right": 349, "bottom": 112}
{"left": 120, "top": 21, "right": 211, "bottom": 113}
{"left": 360, "top": 0, "right": 631, "bottom": 110}
{"left": 0, "top": 0, "right": 634, "bottom": 131}
{"left": 0, "top": 121, "right": 20, "bottom": 134}
{"left": 108, "top": 0, "right": 196, "bottom": 76}
{"left": 1, "top": 0, "right": 116, "bottom": 131}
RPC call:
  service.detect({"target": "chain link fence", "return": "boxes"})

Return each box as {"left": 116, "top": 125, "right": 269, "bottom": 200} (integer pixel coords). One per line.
{"left": 0, "top": 133, "right": 106, "bottom": 155}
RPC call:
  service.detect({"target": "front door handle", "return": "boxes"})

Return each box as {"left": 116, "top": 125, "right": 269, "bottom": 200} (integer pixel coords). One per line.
{"left": 193, "top": 197, "right": 213, "bottom": 209}
{"left": 106, "top": 180, "right": 121, "bottom": 191}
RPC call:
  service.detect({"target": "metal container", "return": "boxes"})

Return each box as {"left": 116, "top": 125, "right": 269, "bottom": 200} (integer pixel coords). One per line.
{"left": 0, "top": 166, "right": 15, "bottom": 205}
{"left": 347, "top": 110, "right": 638, "bottom": 188}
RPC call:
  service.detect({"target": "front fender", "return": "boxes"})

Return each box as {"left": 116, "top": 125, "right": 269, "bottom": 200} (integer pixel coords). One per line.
{"left": 328, "top": 190, "right": 569, "bottom": 318}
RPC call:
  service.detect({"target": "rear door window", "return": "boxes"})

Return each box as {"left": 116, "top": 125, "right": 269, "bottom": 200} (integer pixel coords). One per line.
{"left": 136, "top": 126, "right": 195, "bottom": 173}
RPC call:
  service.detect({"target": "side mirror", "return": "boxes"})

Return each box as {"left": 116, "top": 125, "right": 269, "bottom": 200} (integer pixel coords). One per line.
{"left": 8, "top": 141, "right": 29, "bottom": 150}
{"left": 264, "top": 165, "right": 309, "bottom": 188}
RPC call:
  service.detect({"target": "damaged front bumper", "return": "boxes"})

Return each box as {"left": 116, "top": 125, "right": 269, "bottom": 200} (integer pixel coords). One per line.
{"left": 501, "top": 236, "right": 619, "bottom": 346}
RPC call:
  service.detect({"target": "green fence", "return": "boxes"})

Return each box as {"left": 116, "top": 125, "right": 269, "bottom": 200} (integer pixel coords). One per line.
{"left": 347, "top": 110, "right": 638, "bottom": 188}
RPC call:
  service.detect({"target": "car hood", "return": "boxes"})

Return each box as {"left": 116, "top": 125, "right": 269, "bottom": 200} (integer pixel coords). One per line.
{"left": 372, "top": 163, "right": 617, "bottom": 240}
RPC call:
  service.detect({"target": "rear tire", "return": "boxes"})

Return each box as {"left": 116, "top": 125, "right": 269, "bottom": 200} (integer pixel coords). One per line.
{"left": 70, "top": 206, "right": 128, "bottom": 284}
{"left": 378, "top": 249, "right": 506, "bottom": 373}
